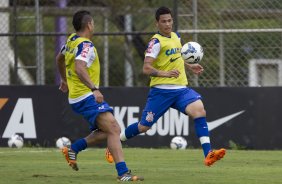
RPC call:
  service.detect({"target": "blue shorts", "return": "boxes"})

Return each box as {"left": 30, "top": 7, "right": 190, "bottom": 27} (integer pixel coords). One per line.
{"left": 71, "top": 95, "right": 113, "bottom": 131}
{"left": 140, "top": 87, "right": 202, "bottom": 127}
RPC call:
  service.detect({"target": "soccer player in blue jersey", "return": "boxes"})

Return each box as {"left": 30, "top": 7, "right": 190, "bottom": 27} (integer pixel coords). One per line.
{"left": 56, "top": 10, "right": 143, "bottom": 181}
{"left": 118, "top": 6, "right": 226, "bottom": 166}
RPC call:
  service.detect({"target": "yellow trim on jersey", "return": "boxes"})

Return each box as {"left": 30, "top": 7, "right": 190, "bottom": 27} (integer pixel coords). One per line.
{"left": 64, "top": 33, "right": 100, "bottom": 99}
{"left": 149, "top": 32, "right": 188, "bottom": 87}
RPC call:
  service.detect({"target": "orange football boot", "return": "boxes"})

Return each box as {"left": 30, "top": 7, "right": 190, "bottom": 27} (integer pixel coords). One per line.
{"left": 105, "top": 148, "right": 114, "bottom": 163}
{"left": 117, "top": 170, "right": 144, "bottom": 181}
{"left": 204, "top": 148, "right": 226, "bottom": 166}
{"left": 62, "top": 147, "right": 79, "bottom": 171}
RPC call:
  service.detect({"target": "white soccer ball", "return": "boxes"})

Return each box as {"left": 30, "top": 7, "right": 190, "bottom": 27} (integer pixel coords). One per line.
{"left": 170, "top": 136, "right": 187, "bottom": 150}
{"left": 8, "top": 134, "right": 24, "bottom": 148}
{"left": 181, "top": 41, "right": 204, "bottom": 64}
{"left": 56, "top": 137, "right": 71, "bottom": 149}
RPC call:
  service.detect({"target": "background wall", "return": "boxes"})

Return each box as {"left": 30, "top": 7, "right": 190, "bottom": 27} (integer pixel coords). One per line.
{"left": 0, "top": 86, "right": 281, "bottom": 149}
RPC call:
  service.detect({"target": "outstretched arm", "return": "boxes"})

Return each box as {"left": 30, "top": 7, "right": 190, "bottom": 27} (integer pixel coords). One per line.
{"left": 55, "top": 52, "right": 68, "bottom": 93}
{"left": 143, "top": 56, "right": 180, "bottom": 78}
{"left": 185, "top": 63, "right": 204, "bottom": 75}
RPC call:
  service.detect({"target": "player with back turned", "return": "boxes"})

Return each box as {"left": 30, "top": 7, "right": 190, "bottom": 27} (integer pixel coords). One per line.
{"left": 56, "top": 10, "right": 143, "bottom": 181}
{"left": 107, "top": 6, "right": 226, "bottom": 166}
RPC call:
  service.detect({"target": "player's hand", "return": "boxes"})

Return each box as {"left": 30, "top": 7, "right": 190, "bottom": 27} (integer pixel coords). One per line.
{"left": 59, "top": 80, "right": 68, "bottom": 93}
{"left": 93, "top": 90, "right": 104, "bottom": 103}
{"left": 166, "top": 69, "right": 180, "bottom": 78}
{"left": 185, "top": 63, "right": 204, "bottom": 75}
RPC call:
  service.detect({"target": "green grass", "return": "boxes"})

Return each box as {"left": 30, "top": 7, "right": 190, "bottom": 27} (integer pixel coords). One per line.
{"left": 1, "top": 148, "right": 282, "bottom": 184}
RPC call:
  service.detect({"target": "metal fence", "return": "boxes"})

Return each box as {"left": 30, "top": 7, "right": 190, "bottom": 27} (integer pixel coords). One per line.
{"left": 0, "top": 0, "right": 282, "bottom": 87}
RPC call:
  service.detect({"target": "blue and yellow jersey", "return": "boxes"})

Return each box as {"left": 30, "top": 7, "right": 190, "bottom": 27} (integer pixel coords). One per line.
{"left": 61, "top": 33, "right": 100, "bottom": 102}
{"left": 146, "top": 32, "right": 188, "bottom": 87}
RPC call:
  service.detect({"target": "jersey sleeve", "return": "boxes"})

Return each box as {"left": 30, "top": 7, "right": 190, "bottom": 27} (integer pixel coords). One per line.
{"left": 60, "top": 44, "right": 66, "bottom": 55}
{"left": 75, "top": 41, "right": 96, "bottom": 65}
{"left": 175, "top": 32, "right": 182, "bottom": 43}
{"left": 145, "top": 38, "right": 160, "bottom": 59}
{"left": 175, "top": 32, "right": 181, "bottom": 39}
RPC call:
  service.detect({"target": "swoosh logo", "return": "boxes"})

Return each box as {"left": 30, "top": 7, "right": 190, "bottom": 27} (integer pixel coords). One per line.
{"left": 0, "top": 98, "right": 8, "bottom": 110}
{"left": 208, "top": 110, "right": 245, "bottom": 131}
{"left": 170, "top": 57, "right": 180, "bottom": 62}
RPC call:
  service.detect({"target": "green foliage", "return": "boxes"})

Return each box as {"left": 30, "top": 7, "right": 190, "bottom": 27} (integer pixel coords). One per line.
{"left": 10, "top": 0, "right": 282, "bottom": 86}
{"left": 229, "top": 140, "right": 247, "bottom": 150}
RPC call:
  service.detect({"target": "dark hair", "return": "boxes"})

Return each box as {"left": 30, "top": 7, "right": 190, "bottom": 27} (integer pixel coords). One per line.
{"left": 72, "top": 10, "right": 92, "bottom": 31}
{"left": 155, "top": 6, "right": 172, "bottom": 21}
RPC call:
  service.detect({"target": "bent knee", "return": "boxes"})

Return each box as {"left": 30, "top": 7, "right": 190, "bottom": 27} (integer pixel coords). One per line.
{"left": 190, "top": 107, "right": 206, "bottom": 118}
{"left": 103, "top": 119, "right": 121, "bottom": 135}
{"left": 195, "top": 108, "right": 206, "bottom": 117}
{"left": 111, "top": 121, "right": 121, "bottom": 134}
{"left": 186, "top": 102, "right": 206, "bottom": 118}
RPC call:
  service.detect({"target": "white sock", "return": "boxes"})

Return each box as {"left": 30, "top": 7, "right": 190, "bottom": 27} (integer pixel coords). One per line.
{"left": 120, "top": 131, "right": 127, "bottom": 141}
{"left": 199, "top": 136, "right": 210, "bottom": 145}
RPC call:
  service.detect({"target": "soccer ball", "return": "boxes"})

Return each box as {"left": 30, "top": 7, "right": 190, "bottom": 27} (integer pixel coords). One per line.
{"left": 181, "top": 41, "right": 204, "bottom": 64}
{"left": 170, "top": 136, "right": 187, "bottom": 150}
{"left": 56, "top": 137, "right": 71, "bottom": 149}
{"left": 7, "top": 134, "right": 24, "bottom": 148}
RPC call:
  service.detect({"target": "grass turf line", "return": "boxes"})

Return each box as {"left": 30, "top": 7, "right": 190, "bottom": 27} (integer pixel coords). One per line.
{"left": 0, "top": 148, "right": 282, "bottom": 184}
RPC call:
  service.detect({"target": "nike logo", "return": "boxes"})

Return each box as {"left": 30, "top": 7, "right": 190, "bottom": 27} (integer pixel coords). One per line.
{"left": 207, "top": 110, "right": 245, "bottom": 131}
{"left": 170, "top": 57, "right": 180, "bottom": 62}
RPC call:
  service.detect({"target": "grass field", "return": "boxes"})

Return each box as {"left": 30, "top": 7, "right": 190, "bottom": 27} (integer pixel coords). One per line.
{"left": 1, "top": 148, "right": 282, "bottom": 184}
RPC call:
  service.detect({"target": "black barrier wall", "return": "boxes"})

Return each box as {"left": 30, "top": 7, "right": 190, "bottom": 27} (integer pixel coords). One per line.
{"left": 0, "top": 86, "right": 281, "bottom": 149}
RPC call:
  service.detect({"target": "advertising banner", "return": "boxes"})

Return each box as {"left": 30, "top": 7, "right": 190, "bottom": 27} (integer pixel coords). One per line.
{"left": 0, "top": 86, "right": 281, "bottom": 149}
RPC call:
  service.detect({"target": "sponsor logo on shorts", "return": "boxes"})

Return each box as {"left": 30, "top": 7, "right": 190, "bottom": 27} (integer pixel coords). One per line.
{"left": 98, "top": 105, "right": 105, "bottom": 110}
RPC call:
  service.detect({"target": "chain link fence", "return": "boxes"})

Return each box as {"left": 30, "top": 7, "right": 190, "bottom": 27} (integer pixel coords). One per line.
{"left": 0, "top": 0, "right": 282, "bottom": 87}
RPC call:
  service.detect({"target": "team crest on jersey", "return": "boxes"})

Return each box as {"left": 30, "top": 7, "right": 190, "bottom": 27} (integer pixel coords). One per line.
{"left": 145, "top": 111, "right": 155, "bottom": 122}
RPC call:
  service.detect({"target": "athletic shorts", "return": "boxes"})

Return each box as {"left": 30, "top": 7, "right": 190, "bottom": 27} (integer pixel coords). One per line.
{"left": 71, "top": 95, "right": 113, "bottom": 131}
{"left": 140, "top": 87, "right": 202, "bottom": 127}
